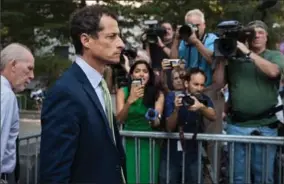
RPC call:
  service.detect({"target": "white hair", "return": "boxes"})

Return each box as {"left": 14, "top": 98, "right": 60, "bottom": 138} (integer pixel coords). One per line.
{"left": 0, "top": 43, "right": 32, "bottom": 71}
{"left": 184, "top": 9, "right": 205, "bottom": 23}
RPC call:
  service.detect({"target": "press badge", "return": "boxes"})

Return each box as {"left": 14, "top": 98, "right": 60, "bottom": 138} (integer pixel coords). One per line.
{"left": 177, "top": 140, "right": 182, "bottom": 151}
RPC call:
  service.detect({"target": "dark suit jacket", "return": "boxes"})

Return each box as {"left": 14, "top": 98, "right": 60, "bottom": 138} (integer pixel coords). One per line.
{"left": 39, "top": 63, "right": 126, "bottom": 184}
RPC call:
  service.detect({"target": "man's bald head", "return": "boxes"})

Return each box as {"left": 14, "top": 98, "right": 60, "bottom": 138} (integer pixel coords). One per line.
{"left": 1, "top": 43, "right": 35, "bottom": 92}
{"left": 1, "top": 43, "right": 33, "bottom": 71}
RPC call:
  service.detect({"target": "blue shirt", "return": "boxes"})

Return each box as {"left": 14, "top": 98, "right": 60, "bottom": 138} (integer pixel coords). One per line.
{"left": 75, "top": 56, "right": 106, "bottom": 112}
{"left": 162, "top": 91, "right": 214, "bottom": 161}
{"left": 179, "top": 33, "right": 218, "bottom": 86}
{"left": 1, "top": 75, "right": 19, "bottom": 174}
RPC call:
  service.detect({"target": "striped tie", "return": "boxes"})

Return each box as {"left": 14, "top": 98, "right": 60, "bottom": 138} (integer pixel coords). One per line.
{"left": 100, "top": 79, "right": 126, "bottom": 184}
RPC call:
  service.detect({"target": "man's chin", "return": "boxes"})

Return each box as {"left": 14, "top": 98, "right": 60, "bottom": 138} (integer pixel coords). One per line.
{"left": 14, "top": 86, "right": 25, "bottom": 93}
{"left": 104, "top": 58, "right": 120, "bottom": 65}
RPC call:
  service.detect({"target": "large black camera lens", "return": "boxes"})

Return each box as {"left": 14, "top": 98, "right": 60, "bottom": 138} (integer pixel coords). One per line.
{"left": 217, "top": 38, "right": 237, "bottom": 57}
{"left": 182, "top": 96, "right": 195, "bottom": 107}
{"left": 179, "top": 25, "right": 193, "bottom": 40}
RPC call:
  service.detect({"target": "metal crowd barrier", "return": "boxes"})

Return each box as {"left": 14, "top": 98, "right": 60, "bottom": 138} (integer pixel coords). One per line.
{"left": 18, "top": 131, "right": 284, "bottom": 184}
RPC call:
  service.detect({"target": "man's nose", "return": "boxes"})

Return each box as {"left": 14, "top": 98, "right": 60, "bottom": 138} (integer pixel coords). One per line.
{"left": 117, "top": 37, "right": 125, "bottom": 50}
{"left": 30, "top": 71, "right": 34, "bottom": 80}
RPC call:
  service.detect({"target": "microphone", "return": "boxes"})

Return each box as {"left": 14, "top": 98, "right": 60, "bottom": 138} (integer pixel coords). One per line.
{"left": 145, "top": 108, "right": 158, "bottom": 121}
{"left": 257, "top": 0, "right": 277, "bottom": 11}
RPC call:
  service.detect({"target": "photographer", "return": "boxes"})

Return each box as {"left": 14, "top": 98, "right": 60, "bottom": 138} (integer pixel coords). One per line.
{"left": 215, "top": 20, "right": 284, "bottom": 184}
{"left": 146, "top": 22, "right": 174, "bottom": 71}
{"left": 171, "top": 9, "right": 224, "bottom": 179}
{"left": 159, "top": 68, "right": 216, "bottom": 184}
{"left": 170, "top": 9, "right": 217, "bottom": 85}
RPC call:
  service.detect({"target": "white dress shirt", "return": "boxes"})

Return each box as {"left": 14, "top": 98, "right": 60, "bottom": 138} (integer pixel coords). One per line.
{"left": 0, "top": 75, "right": 19, "bottom": 174}
{"left": 75, "top": 56, "right": 106, "bottom": 112}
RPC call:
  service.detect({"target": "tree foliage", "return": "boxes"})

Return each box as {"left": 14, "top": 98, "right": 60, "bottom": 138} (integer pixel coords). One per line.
{"left": 1, "top": 0, "right": 78, "bottom": 50}
{"left": 34, "top": 54, "right": 72, "bottom": 87}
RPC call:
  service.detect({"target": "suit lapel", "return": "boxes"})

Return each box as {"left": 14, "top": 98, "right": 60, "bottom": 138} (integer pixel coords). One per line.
{"left": 71, "top": 63, "right": 116, "bottom": 146}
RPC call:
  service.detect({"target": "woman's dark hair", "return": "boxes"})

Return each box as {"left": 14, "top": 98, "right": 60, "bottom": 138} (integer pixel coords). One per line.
{"left": 69, "top": 5, "right": 117, "bottom": 55}
{"left": 128, "top": 60, "right": 160, "bottom": 108}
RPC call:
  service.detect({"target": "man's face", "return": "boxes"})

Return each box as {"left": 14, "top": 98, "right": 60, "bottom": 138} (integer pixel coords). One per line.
{"left": 172, "top": 71, "right": 184, "bottom": 90}
{"left": 86, "top": 15, "right": 125, "bottom": 64}
{"left": 11, "top": 53, "right": 35, "bottom": 92}
{"left": 250, "top": 27, "right": 267, "bottom": 50}
{"left": 161, "top": 23, "right": 174, "bottom": 42}
{"left": 186, "top": 73, "right": 205, "bottom": 95}
{"left": 185, "top": 15, "right": 206, "bottom": 38}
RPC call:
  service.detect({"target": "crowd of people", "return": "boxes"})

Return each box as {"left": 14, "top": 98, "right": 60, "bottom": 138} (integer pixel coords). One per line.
{"left": 1, "top": 4, "right": 284, "bottom": 184}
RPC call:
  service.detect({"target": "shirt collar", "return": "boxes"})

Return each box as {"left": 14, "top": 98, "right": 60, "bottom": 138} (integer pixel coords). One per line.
{"left": 75, "top": 55, "right": 102, "bottom": 88}
{"left": 1, "top": 75, "right": 12, "bottom": 89}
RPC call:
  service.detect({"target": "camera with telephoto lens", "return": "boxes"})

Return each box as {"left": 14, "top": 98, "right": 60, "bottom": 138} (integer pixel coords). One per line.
{"left": 112, "top": 42, "right": 137, "bottom": 88}
{"left": 178, "top": 23, "right": 199, "bottom": 41}
{"left": 120, "top": 42, "right": 137, "bottom": 65}
{"left": 143, "top": 20, "right": 167, "bottom": 44}
{"left": 214, "top": 20, "right": 255, "bottom": 58}
{"left": 181, "top": 93, "right": 208, "bottom": 107}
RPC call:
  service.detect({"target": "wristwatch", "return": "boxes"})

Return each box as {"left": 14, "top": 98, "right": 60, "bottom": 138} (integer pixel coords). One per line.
{"left": 245, "top": 51, "right": 252, "bottom": 58}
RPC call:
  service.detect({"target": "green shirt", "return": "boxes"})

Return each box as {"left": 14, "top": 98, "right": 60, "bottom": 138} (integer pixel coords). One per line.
{"left": 227, "top": 50, "right": 284, "bottom": 127}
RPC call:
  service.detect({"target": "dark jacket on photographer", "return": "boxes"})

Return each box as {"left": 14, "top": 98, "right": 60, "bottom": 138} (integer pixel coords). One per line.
{"left": 161, "top": 91, "right": 214, "bottom": 157}
{"left": 146, "top": 41, "right": 173, "bottom": 70}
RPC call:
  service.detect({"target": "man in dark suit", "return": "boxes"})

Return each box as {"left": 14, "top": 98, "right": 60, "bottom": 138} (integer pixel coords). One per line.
{"left": 39, "top": 5, "right": 126, "bottom": 183}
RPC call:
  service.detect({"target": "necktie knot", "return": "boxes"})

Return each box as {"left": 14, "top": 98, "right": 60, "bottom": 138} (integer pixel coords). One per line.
{"left": 100, "top": 79, "right": 108, "bottom": 91}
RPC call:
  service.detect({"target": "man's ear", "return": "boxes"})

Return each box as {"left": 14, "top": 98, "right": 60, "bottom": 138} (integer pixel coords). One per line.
{"left": 10, "top": 59, "right": 17, "bottom": 72}
{"left": 80, "top": 33, "right": 91, "bottom": 49}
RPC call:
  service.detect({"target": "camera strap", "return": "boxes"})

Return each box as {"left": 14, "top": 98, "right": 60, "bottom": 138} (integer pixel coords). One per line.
{"left": 187, "top": 33, "right": 208, "bottom": 69}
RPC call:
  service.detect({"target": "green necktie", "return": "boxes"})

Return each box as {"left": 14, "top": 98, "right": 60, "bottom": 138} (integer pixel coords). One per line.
{"left": 100, "top": 79, "right": 114, "bottom": 130}
{"left": 100, "top": 79, "right": 126, "bottom": 184}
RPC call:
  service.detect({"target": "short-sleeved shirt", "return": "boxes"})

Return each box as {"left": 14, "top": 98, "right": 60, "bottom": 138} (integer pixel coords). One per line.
{"left": 179, "top": 33, "right": 218, "bottom": 86}
{"left": 227, "top": 49, "right": 284, "bottom": 127}
{"left": 161, "top": 91, "right": 214, "bottom": 161}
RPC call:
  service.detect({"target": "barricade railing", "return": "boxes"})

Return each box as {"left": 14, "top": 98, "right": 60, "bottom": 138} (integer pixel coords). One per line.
{"left": 18, "top": 132, "right": 284, "bottom": 184}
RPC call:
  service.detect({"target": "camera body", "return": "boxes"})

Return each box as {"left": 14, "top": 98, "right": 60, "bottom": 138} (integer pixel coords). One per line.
{"left": 179, "top": 23, "right": 199, "bottom": 41}
{"left": 214, "top": 20, "right": 255, "bottom": 57}
{"left": 131, "top": 78, "right": 143, "bottom": 87}
{"left": 144, "top": 20, "right": 167, "bottom": 44}
{"left": 181, "top": 93, "right": 208, "bottom": 107}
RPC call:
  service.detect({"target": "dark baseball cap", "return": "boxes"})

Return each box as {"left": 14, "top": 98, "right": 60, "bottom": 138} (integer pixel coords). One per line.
{"left": 247, "top": 20, "right": 268, "bottom": 32}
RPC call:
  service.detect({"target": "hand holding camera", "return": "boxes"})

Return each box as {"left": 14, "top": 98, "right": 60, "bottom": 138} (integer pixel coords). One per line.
{"left": 175, "top": 93, "right": 207, "bottom": 112}
{"left": 161, "top": 59, "right": 181, "bottom": 70}
{"left": 187, "top": 96, "right": 205, "bottom": 112}
{"left": 236, "top": 41, "right": 250, "bottom": 55}
{"left": 179, "top": 24, "right": 199, "bottom": 43}
{"left": 127, "top": 79, "right": 144, "bottom": 105}
{"left": 157, "top": 36, "right": 165, "bottom": 48}
{"left": 174, "top": 94, "right": 184, "bottom": 109}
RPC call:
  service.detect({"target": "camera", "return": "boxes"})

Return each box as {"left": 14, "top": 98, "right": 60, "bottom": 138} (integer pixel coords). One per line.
{"left": 120, "top": 43, "right": 137, "bottom": 64}
{"left": 181, "top": 94, "right": 208, "bottom": 107}
{"left": 179, "top": 23, "right": 199, "bottom": 41}
{"left": 143, "top": 20, "right": 167, "bottom": 44}
{"left": 131, "top": 78, "right": 143, "bottom": 87}
{"left": 214, "top": 20, "right": 255, "bottom": 57}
